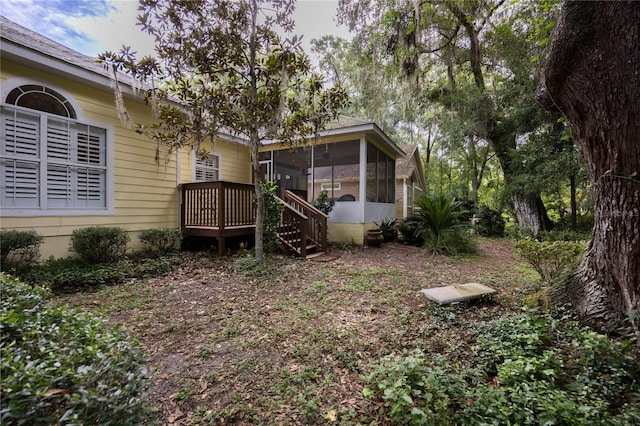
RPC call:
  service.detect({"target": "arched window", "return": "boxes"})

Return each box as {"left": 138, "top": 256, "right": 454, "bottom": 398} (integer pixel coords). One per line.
{"left": 5, "top": 85, "right": 77, "bottom": 118}
{"left": 1, "top": 83, "right": 110, "bottom": 214}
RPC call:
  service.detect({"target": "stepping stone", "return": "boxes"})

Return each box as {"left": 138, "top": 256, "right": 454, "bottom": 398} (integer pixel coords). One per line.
{"left": 420, "top": 283, "right": 497, "bottom": 305}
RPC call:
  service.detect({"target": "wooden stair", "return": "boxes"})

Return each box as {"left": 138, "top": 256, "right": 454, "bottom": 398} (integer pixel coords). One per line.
{"left": 276, "top": 191, "right": 328, "bottom": 259}
{"left": 305, "top": 251, "right": 326, "bottom": 260}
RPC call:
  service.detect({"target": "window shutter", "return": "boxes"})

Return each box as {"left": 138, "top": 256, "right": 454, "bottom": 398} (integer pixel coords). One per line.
{"left": 76, "top": 126, "right": 106, "bottom": 207}
{"left": 47, "top": 118, "right": 72, "bottom": 162}
{"left": 76, "top": 168, "right": 106, "bottom": 207}
{"left": 1, "top": 108, "right": 40, "bottom": 208}
{"left": 195, "top": 155, "right": 219, "bottom": 181}
{"left": 45, "top": 122, "right": 106, "bottom": 208}
{"left": 195, "top": 166, "right": 219, "bottom": 182}
{"left": 1, "top": 160, "right": 40, "bottom": 208}
{"left": 1, "top": 108, "right": 40, "bottom": 158}
{"left": 46, "top": 165, "right": 71, "bottom": 207}
{"left": 1, "top": 103, "right": 108, "bottom": 213}
{"left": 77, "top": 125, "right": 105, "bottom": 166}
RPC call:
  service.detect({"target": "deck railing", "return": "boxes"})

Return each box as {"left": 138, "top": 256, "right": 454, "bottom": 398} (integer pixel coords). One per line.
{"left": 179, "top": 182, "right": 327, "bottom": 257}
{"left": 181, "top": 181, "right": 256, "bottom": 230}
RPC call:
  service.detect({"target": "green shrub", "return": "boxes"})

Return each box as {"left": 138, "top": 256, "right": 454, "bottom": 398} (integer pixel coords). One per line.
{"left": 475, "top": 204, "right": 505, "bottom": 237}
{"left": 259, "top": 181, "right": 284, "bottom": 253}
{"left": 364, "top": 311, "right": 640, "bottom": 425}
{"left": 16, "top": 257, "right": 130, "bottom": 293}
{"left": 70, "top": 226, "right": 130, "bottom": 264}
{"left": 456, "top": 198, "right": 477, "bottom": 223}
{"left": 514, "top": 239, "right": 586, "bottom": 284}
{"left": 16, "top": 253, "right": 183, "bottom": 294}
{"left": 139, "top": 227, "right": 182, "bottom": 253}
{"left": 398, "top": 216, "right": 423, "bottom": 245}
{"left": 0, "top": 230, "right": 43, "bottom": 271}
{"left": 470, "top": 312, "right": 640, "bottom": 424}
{"left": 0, "top": 274, "right": 152, "bottom": 424}
{"left": 363, "top": 351, "right": 466, "bottom": 424}
{"left": 404, "top": 195, "right": 475, "bottom": 255}
{"left": 539, "top": 228, "right": 591, "bottom": 242}
{"left": 52, "top": 262, "right": 129, "bottom": 293}
{"left": 312, "top": 189, "right": 335, "bottom": 215}
{"left": 232, "top": 255, "right": 274, "bottom": 277}
{"left": 375, "top": 218, "right": 398, "bottom": 242}
{"left": 132, "top": 254, "right": 182, "bottom": 279}
{"left": 473, "top": 312, "right": 555, "bottom": 374}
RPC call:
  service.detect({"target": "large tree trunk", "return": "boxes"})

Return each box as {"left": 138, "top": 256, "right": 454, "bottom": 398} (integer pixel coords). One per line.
{"left": 249, "top": 0, "right": 264, "bottom": 264}
{"left": 540, "top": 1, "right": 640, "bottom": 333}
{"left": 511, "top": 191, "right": 552, "bottom": 237}
{"left": 251, "top": 134, "right": 265, "bottom": 263}
{"left": 492, "top": 129, "right": 553, "bottom": 237}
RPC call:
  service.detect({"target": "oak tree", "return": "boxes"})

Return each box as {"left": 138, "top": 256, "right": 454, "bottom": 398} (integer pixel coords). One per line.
{"left": 540, "top": 0, "right": 640, "bottom": 333}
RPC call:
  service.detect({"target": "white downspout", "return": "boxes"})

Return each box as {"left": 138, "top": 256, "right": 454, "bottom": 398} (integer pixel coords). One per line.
{"left": 359, "top": 136, "right": 367, "bottom": 224}
{"left": 311, "top": 144, "right": 315, "bottom": 200}
{"left": 176, "top": 148, "right": 182, "bottom": 228}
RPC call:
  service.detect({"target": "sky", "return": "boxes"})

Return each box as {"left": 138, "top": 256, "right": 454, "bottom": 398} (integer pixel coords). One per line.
{"left": 0, "top": 0, "right": 351, "bottom": 65}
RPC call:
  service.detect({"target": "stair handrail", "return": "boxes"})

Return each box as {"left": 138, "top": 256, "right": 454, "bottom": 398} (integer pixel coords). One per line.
{"left": 283, "top": 190, "right": 328, "bottom": 219}
{"left": 274, "top": 195, "right": 309, "bottom": 257}
{"left": 283, "top": 190, "right": 328, "bottom": 253}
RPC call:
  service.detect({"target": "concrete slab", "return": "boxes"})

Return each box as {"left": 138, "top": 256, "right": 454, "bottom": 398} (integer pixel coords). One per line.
{"left": 420, "top": 283, "right": 497, "bottom": 305}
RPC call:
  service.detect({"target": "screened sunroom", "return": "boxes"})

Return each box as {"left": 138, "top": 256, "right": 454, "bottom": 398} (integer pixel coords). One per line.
{"left": 260, "top": 117, "right": 405, "bottom": 244}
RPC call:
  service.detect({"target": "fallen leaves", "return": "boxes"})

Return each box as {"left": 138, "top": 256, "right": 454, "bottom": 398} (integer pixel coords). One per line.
{"left": 56, "top": 239, "right": 524, "bottom": 425}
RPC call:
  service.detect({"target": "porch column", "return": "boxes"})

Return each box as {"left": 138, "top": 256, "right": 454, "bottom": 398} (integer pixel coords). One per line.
{"left": 358, "top": 136, "right": 366, "bottom": 223}
{"left": 310, "top": 144, "right": 315, "bottom": 200}
{"left": 403, "top": 178, "right": 408, "bottom": 219}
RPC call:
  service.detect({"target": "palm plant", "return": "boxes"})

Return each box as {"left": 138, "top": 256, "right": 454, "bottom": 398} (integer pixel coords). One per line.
{"left": 405, "top": 195, "right": 475, "bottom": 255}
{"left": 375, "top": 218, "right": 398, "bottom": 242}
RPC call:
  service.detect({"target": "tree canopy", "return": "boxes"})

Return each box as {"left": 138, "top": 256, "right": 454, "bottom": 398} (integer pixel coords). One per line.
{"left": 332, "top": 0, "right": 586, "bottom": 234}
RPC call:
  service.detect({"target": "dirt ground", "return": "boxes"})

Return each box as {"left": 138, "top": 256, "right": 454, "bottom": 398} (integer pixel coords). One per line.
{"left": 60, "top": 238, "right": 534, "bottom": 425}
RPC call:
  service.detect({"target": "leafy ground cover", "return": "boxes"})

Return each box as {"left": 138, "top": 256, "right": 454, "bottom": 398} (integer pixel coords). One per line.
{"left": 52, "top": 239, "right": 630, "bottom": 424}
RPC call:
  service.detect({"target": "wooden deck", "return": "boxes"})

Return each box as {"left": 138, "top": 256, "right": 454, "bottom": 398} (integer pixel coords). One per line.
{"left": 180, "top": 181, "right": 256, "bottom": 255}
{"left": 180, "top": 182, "right": 328, "bottom": 258}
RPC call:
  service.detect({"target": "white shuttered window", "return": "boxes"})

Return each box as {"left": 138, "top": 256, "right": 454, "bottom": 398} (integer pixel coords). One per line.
{"left": 195, "top": 154, "right": 220, "bottom": 182}
{"left": 1, "top": 105, "right": 108, "bottom": 212}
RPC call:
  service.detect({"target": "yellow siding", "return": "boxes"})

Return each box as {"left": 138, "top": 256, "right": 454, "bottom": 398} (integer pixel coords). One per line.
{"left": 327, "top": 222, "right": 384, "bottom": 246}
{"left": 1, "top": 60, "right": 180, "bottom": 258}
{"left": 179, "top": 138, "right": 251, "bottom": 184}
{"left": 327, "top": 223, "right": 367, "bottom": 245}
{"left": 216, "top": 139, "right": 251, "bottom": 183}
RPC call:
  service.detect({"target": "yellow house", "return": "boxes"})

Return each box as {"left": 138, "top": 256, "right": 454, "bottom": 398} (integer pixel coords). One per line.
{"left": 0, "top": 17, "right": 250, "bottom": 258}
{"left": 1, "top": 17, "right": 408, "bottom": 258}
